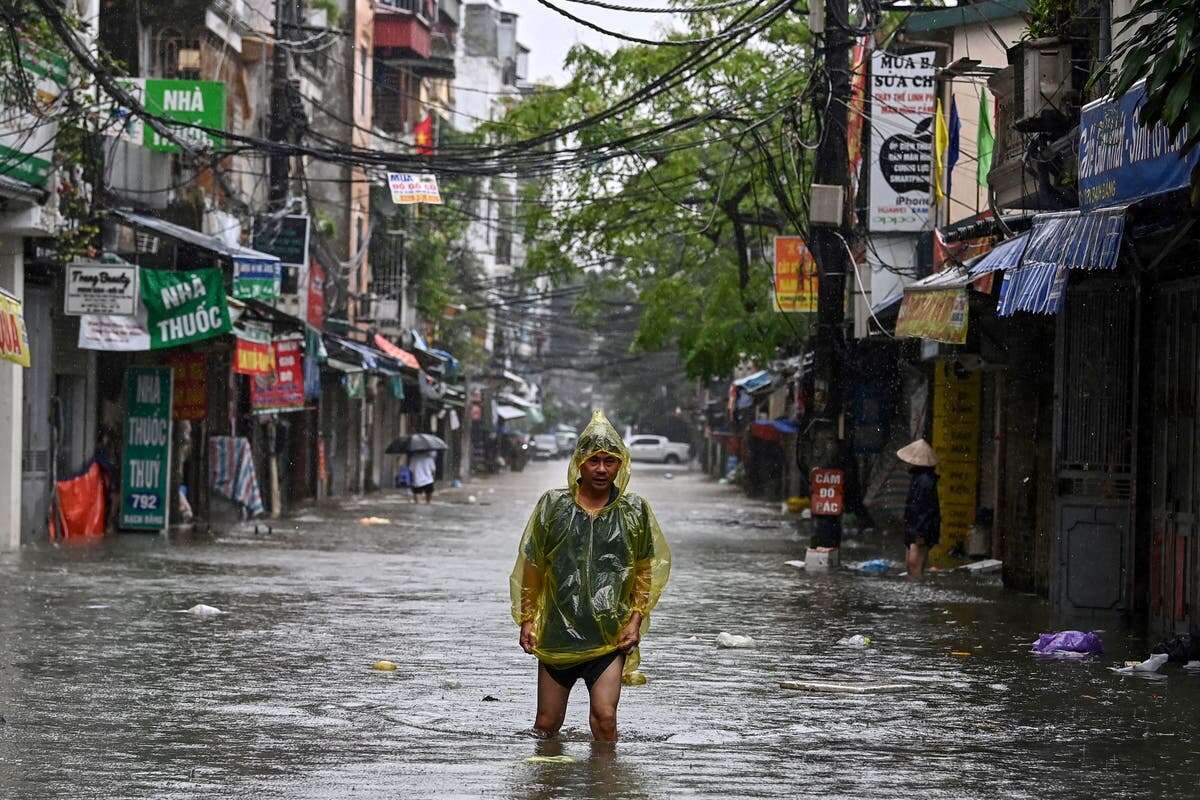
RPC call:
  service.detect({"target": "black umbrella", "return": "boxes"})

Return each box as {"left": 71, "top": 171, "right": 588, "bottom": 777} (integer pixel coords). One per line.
{"left": 385, "top": 433, "right": 448, "bottom": 454}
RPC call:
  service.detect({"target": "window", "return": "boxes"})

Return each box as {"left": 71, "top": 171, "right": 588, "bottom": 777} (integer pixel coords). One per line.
{"left": 360, "top": 50, "right": 369, "bottom": 116}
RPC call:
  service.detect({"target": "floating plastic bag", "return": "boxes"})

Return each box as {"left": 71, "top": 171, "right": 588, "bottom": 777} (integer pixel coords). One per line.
{"left": 849, "top": 559, "right": 893, "bottom": 575}
{"left": 1110, "top": 653, "right": 1169, "bottom": 675}
{"left": 715, "top": 632, "right": 755, "bottom": 649}
{"left": 838, "top": 634, "right": 872, "bottom": 648}
{"left": 1031, "top": 631, "right": 1104, "bottom": 658}
{"left": 51, "top": 462, "right": 108, "bottom": 538}
{"left": 185, "top": 604, "right": 223, "bottom": 617}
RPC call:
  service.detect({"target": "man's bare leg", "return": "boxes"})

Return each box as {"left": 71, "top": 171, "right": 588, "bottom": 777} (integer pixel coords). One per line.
{"left": 906, "top": 541, "right": 928, "bottom": 579}
{"left": 587, "top": 654, "right": 625, "bottom": 742}
{"left": 534, "top": 664, "right": 570, "bottom": 737}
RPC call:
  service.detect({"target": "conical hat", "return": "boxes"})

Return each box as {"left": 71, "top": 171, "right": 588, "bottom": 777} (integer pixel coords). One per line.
{"left": 897, "top": 438, "right": 938, "bottom": 467}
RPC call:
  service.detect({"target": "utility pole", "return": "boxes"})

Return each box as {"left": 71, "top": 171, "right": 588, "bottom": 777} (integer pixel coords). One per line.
{"left": 805, "top": 0, "right": 852, "bottom": 554}
{"left": 266, "top": 0, "right": 299, "bottom": 519}
{"left": 269, "top": 0, "right": 294, "bottom": 207}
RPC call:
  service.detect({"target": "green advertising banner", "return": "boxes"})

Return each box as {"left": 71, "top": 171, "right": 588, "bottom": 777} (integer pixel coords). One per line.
{"left": 141, "top": 79, "right": 227, "bottom": 153}
{"left": 120, "top": 367, "right": 173, "bottom": 531}
{"left": 141, "top": 268, "right": 232, "bottom": 349}
{"left": 0, "top": 41, "right": 70, "bottom": 187}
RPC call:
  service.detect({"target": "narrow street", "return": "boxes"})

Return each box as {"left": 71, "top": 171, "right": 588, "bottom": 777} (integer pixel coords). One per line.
{"left": 0, "top": 461, "right": 1196, "bottom": 799}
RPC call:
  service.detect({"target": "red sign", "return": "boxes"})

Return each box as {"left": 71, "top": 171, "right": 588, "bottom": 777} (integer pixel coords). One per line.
{"left": 234, "top": 323, "right": 274, "bottom": 376}
{"left": 251, "top": 337, "right": 305, "bottom": 412}
{"left": 169, "top": 351, "right": 207, "bottom": 420}
{"left": 306, "top": 259, "right": 325, "bottom": 330}
{"left": 810, "top": 468, "right": 845, "bottom": 516}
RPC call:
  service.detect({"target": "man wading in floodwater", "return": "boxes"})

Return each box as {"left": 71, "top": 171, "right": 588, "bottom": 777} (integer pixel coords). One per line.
{"left": 511, "top": 410, "right": 671, "bottom": 742}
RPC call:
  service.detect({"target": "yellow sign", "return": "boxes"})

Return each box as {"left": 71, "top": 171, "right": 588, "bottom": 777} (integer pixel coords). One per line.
{"left": 930, "top": 359, "right": 980, "bottom": 562}
{"left": 773, "top": 236, "right": 818, "bottom": 313}
{"left": 0, "top": 289, "right": 30, "bottom": 367}
{"left": 896, "top": 288, "right": 968, "bottom": 344}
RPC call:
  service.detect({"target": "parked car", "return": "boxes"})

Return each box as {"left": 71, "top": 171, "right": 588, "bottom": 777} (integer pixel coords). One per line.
{"left": 532, "top": 434, "right": 559, "bottom": 459}
{"left": 554, "top": 430, "right": 578, "bottom": 456}
{"left": 625, "top": 434, "right": 691, "bottom": 464}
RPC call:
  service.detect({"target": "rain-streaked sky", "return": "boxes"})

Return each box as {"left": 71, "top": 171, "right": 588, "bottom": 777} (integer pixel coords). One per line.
{"left": 501, "top": 1, "right": 678, "bottom": 85}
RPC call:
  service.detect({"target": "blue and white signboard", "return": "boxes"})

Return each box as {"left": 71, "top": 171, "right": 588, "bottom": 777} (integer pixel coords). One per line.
{"left": 1078, "top": 81, "right": 1200, "bottom": 211}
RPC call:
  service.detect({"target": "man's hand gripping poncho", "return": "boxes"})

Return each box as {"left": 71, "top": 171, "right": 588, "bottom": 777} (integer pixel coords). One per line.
{"left": 510, "top": 410, "right": 671, "bottom": 679}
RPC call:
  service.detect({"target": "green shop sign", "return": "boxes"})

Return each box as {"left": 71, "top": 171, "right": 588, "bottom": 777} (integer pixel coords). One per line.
{"left": 0, "top": 40, "right": 70, "bottom": 187}
{"left": 141, "top": 268, "right": 232, "bottom": 349}
{"left": 120, "top": 367, "right": 173, "bottom": 531}
{"left": 111, "top": 78, "right": 227, "bottom": 153}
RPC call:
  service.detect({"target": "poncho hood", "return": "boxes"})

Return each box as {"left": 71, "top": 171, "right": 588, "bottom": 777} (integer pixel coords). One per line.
{"left": 567, "top": 409, "right": 631, "bottom": 499}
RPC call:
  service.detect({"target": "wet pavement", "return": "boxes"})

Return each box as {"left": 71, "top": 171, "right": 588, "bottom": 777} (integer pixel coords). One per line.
{"left": 1, "top": 459, "right": 1198, "bottom": 798}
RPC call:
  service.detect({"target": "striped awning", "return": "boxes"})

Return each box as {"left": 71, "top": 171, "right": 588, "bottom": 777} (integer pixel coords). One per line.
{"left": 969, "top": 232, "right": 1029, "bottom": 275}
{"left": 1024, "top": 206, "right": 1126, "bottom": 272}
{"left": 994, "top": 206, "right": 1127, "bottom": 317}
{"left": 997, "top": 263, "right": 1067, "bottom": 317}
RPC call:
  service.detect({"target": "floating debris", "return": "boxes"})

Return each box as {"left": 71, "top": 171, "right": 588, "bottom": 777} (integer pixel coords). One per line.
{"left": 715, "top": 632, "right": 755, "bottom": 649}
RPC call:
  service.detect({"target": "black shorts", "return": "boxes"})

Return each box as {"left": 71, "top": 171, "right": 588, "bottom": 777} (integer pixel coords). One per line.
{"left": 904, "top": 529, "right": 938, "bottom": 548}
{"left": 411, "top": 483, "right": 433, "bottom": 497}
{"left": 542, "top": 650, "right": 624, "bottom": 690}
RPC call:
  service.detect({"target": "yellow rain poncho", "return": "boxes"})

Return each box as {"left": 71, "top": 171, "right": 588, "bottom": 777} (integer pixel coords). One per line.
{"left": 510, "top": 410, "right": 671, "bottom": 678}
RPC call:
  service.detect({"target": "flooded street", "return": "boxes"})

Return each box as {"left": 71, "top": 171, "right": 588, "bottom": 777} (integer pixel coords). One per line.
{"left": 1, "top": 460, "right": 1197, "bottom": 799}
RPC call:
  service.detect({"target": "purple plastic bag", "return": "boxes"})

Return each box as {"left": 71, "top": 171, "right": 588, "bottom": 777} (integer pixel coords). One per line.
{"left": 1031, "top": 630, "right": 1104, "bottom": 656}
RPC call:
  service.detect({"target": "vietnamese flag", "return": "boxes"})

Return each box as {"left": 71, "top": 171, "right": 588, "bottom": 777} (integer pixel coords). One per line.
{"left": 414, "top": 114, "right": 434, "bottom": 156}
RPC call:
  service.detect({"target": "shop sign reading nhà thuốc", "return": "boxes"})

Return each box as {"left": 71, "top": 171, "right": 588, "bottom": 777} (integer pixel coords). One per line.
{"left": 119, "top": 367, "right": 173, "bottom": 531}
{"left": 140, "top": 268, "right": 232, "bottom": 349}
{"left": 108, "top": 78, "right": 227, "bottom": 153}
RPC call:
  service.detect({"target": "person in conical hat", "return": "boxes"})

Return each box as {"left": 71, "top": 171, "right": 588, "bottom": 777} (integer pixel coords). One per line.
{"left": 510, "top": 409, "right": 671, "bottom": 742}
{"left": 898, "top": 439, "right": 940, "bottom": 578}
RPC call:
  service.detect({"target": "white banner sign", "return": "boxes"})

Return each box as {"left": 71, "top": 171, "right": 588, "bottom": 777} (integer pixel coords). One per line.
{"left": 65, "top": 263, "right": 140, "bottom": 316}
{"left": 387, "top": 172, "right": 443, "bottom": 205}
{"left": 869, "top": 50, "right": 935, "bottom": 232}
{"left": 78, "top": 313, "right": 151, "bottom": 352}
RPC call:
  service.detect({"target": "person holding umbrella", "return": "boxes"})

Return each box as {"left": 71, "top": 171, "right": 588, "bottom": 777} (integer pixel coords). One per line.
{"left": 898, "top": 438, "right": 940, "bottom": 578}
{"left": 386, "top": 433, "right": 448, "bottom": 504}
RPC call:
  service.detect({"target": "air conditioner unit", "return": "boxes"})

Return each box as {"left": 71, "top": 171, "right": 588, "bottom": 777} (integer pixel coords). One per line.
{"left": 1013, "top": 38, "right": 1074, "bottom": 131}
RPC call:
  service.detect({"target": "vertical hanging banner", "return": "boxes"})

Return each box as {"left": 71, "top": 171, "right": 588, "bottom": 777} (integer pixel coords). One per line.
{"left": 120, "top": 367, "right": 173, "bottom": 531}
{"left": 306, "top": 259, "right": 326, "bottom": 330}
{"left": 170, "top": 352, "right": 207, "bottom": 422}
{"left": 251, "top": 337, "right": 305, "bottom": 412}
{"left": 869, "top": 50, "right": 936, "bottom": 232}
{"left": 0, "top": 288, "right": 31, "bottom": 367}
{"left": 169, "top": 351, "right": 207, "bottom": 420}
{"left": 773, "top": 236, "right": 818, "bottom": 313}
{"left": 140, "top": 268, "right": 232, "bottom": 349}
{"left": 930, "top": 359, "right": 981, "bottom": 561}
{"left": 234, "top": 321, "right": 275, "bottom": 375}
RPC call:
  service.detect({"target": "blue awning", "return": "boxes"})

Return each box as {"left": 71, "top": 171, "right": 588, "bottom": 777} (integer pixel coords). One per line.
{"left": 733, "top": 370, "right": 773, "bottom": 394}
{"left": 771, "top": 418, "right": 800, "bottom": 435}
{"left": 969, "top": 232, "right": 1029, "bottom": 275}
{"left": 1024, "top": 206, "right": 1126, "bottom": 272}
{"left": 997, "top": 262, "right": 1067, "bottom": 317}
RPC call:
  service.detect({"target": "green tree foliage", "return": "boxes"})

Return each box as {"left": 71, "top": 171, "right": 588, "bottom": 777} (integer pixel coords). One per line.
{"left": 490, "top": 10, "right": 815, "bottom": 380}
{"left": 1106, "top": 0, "right": 1200, "bottom": 158}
